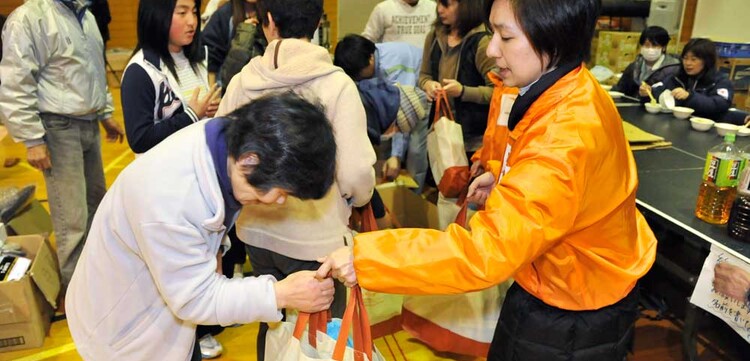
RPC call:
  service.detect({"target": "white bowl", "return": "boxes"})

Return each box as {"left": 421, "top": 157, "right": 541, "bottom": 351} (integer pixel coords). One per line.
{"left": 659, "top": 91, "right": 675, "bottom": 110}
{"left": 715, "top": 123, "right": 739, "bottom": 136}
{"left": 659, "top": 106, "right": 673, "bottom": 113}
{"left": 738, "top": 127, "right": 750, "bottom": 137}
{"left": 644, "top": 103, "right": 661, "bottom": 114}
{"left": 601, "top": 84, "right": 612, "bottom": 91}
{"left": 608, "top": 91, "right": 624, "bottom": 99}
{"left": 689, "top": 116, "right": 715, "bottom": 131}
{"left": 672, "top": 106, "right": 695, "bottom": 119}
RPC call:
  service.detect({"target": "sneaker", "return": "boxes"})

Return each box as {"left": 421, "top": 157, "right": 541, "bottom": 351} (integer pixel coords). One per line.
{"left": 198, "top": 334, "right": 223, "bottom": 359}
{"left": 232, "top": 263, "right": 244, "bottom": 279}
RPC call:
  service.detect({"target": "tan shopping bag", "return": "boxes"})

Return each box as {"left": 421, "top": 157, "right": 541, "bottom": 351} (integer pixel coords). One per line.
{"left": 426, "top": 90, "right": 469, "bottom": 187}
{"left": 265, "top": 286, "right": 386, "bottom": 361}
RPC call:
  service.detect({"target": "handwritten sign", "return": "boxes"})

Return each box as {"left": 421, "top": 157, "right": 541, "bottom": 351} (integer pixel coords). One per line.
{"left": 690, "top": 244, "right": 750, "bottom": 342}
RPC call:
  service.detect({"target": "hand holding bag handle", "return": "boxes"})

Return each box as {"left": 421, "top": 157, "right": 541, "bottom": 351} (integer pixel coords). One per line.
{"left": 431, "top": 90, "right": 454, "bottom": 126}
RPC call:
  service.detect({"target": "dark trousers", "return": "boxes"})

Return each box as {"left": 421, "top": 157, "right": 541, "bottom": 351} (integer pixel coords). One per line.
{"left": 247, "top": 244, "right": 347, "bottom": 361}
{"left": 488, "top": 282, "right": 638, "bottom": 361}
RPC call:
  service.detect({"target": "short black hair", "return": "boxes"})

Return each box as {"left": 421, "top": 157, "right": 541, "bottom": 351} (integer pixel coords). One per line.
{"left": 333, "top": 34, "right": 376, "bottom": 80}
{"left": 134, "top": 0, "right": 203, "bottom": 83}
{"left": 225, "top": 92, "right": 336, "bottom": 200}
{"left": 681, "top": 38, "right": 718, "bottom": 77}
{"left": 498, "top": 0, "right": 601, "bottom": 69}
{"left": 639, "top": 26, "right": 670, "bottom": 47}
{"left": 436, "top": 0, "right": 488, "bottom": 38}
{"left": 257, "top": 0, "right": 322, "bottom": 39}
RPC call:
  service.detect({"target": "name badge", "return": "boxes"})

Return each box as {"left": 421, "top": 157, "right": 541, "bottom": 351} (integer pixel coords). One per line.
{"left": 496, "top": 93, "right": 517, "bottom": 126}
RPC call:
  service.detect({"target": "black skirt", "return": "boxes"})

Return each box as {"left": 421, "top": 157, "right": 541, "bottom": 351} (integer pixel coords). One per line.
{"left": 488, "top": 282, "right": 639, "bottom": 361}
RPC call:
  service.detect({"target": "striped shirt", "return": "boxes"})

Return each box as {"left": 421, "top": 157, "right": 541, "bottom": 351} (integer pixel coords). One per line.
{"left": 171, "top": 51, "right": 207, "bottom": 99}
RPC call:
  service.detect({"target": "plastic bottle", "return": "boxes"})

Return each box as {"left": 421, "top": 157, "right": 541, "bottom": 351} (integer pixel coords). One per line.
{"left": 727, "top": 144, "right": 750, "bottom": 240}
{"left": 695, "top": 133, "right": 743, "bottom": 224}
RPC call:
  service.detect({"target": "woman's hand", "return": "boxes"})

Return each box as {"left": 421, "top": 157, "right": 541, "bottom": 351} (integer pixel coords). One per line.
{"left": 442, "top": 79, "right": 464, "bottom": 99}
{"left": 316, "top": 246, "right": 357, "bottom": 287}
{"left": 671, "top": 87, "right": 690, "bottom": 100}
{"left": 422, "top": 80, "right": 442, "bottom": 101}
{"left": 467, "top": 171, "right": 495, "bottom": 206}
{"left": 188, "top": 84, "right": 222, "bottom": 119}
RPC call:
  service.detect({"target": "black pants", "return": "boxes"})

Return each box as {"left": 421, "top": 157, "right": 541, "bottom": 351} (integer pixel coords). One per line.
{"left": 247, "top": 244, "right": 347, "bottom": 361}
{"left": 488, "top": 282, "right": 638, "bottom": 361}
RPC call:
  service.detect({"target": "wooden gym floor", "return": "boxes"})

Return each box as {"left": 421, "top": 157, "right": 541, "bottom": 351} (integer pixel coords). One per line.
{"left": 0, "top": 89, "right": 731, "bottom": 360}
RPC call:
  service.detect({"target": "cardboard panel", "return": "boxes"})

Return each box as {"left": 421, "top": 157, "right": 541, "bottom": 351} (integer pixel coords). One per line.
{"left": 6, "top": 200, "right": 53, "bottom": 237}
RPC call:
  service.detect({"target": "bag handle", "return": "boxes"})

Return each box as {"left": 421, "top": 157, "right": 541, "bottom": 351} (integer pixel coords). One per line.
{"left": 431, "top": 90, "right": 454, "bottom": 126}
{"left": 293, "top": 310, "right": 330, "bottom": 348}
{"left": 333, "top": 286, "right": 374, "bottom": 361}
{"left": 453, "top": 186, "right": 470, "bottom": 228}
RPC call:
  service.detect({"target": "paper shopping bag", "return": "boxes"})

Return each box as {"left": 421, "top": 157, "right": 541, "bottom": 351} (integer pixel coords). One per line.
{"left": 426, "top": 90, "right": 468, "bottom": 188}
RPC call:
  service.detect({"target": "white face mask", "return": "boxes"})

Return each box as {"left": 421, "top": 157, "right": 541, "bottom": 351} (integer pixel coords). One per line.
{"left": 641, "top": 47, "right": 663, "bottom": 62}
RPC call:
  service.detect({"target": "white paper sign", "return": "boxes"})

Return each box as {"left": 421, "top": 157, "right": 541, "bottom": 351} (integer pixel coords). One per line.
{"left": 690, "top": 244, "right": 750, "bottom": 342}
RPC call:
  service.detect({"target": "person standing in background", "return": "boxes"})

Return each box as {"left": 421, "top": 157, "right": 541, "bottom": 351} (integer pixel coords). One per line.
{"left": 217, "top": 0, "right": 376, "bottom": 359}
{"left": 202, "top": 0, "right": 267, "bottom": 90}
{"left": 334, "top": 34, "right": 427, "bottom": 188}
{"left": 120, "top": 0, "right": 219, "bottom": 154}
{"left": 362, "top": 0, "right": 436, "bottom": 49}
{"left": 119, "top": 0, "right": 223, "bottom": 357}
{"left": 0, "top": 0, "right": 124, "bottom": 300}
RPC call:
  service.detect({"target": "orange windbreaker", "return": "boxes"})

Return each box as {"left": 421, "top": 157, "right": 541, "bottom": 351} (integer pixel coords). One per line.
{"left": 353, "top": 65, "right": 657, "bottom": 311}
{"left": 470, "top": 72, "right": 519, "bottom": 168}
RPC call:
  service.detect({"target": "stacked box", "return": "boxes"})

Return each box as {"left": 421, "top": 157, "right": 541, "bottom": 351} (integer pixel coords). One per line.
{"left": 594, "top": 31, "right": 679, "bottom": 74}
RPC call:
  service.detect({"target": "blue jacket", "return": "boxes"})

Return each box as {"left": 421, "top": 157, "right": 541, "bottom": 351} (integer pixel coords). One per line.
{"left": 652, "top": 68, "right": 734, "bottom": 121}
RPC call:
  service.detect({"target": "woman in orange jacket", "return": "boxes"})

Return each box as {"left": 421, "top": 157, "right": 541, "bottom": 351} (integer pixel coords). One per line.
{"left": 319, "top": 0, "right": 657, "bottom": 359}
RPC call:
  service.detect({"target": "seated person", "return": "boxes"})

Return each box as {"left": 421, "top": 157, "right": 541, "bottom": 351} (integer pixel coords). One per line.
{"left": 334, "top": 34, "right": 428, "bottom": 189}
{"left": 613, "top": 26, "right": 680, "bottom": 99}
{"left": 651, "top": 38, "right": 747, "bottom": 123}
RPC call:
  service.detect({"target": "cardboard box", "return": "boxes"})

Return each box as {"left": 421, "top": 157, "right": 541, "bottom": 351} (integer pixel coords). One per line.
{"left": 6, "top": 200, "right": 53, "bottom": 237}
{"left": 376, "top": 183, "right": 438, "bottom": 229}
{"left": 0, "top": 235, "right": 60, "bottom": 352}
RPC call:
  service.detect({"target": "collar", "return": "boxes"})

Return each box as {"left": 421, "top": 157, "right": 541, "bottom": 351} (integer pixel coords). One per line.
{"left": 57, "top": 0, "right": 90, "bottom": 17}
{"left": 507, "top": 61, "right": 580, "bottom": 131}
{"left": 205, "top": 118, "right": 242, "bottom": 227}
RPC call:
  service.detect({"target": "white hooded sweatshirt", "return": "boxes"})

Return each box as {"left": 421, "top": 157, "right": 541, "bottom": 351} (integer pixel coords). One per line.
{"left": 217, "top": 38, "right": 376, "bottom": 260}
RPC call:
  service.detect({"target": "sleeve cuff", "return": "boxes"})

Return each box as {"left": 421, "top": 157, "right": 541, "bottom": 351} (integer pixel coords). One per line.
{"left": 24, "top": 138, "right": 45, "bottom": 148}
{"left": 461, "top": 86, "right": 482, "bottom": 104}
{"left": 185, "top": 106, "right": 200, "bottom": 122}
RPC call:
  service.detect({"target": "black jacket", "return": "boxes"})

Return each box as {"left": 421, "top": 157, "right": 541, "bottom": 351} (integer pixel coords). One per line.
{"left": 652, "top": 68, "right": 734, "bottom": 121}
{"left": 427, "top": 31, "right": 490, "bottom": 143}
